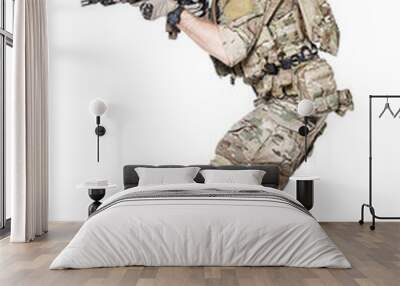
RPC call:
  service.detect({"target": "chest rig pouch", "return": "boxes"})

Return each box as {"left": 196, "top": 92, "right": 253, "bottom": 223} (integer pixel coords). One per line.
{"left": 210, "top": 0, "right": 284, "bottom": 84}
{"left": 297, "top": 0, "right": 340, "bottom": 55}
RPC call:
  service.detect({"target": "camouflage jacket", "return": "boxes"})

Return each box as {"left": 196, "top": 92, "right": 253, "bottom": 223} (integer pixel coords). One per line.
{"left": 210, "top": 0, "right": 341, "bottom": 99}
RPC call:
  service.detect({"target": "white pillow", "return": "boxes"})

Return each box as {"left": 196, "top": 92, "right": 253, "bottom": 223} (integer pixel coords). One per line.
{"left": 135, "top": 167, "right": 200, "bottom": 186}
{"left": 200, "top": 169, "right": 266, "bottom": 185}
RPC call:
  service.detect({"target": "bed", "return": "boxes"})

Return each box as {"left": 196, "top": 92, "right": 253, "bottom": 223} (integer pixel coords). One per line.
{"left": 50, "top": 165, "right": 350, "bottom": 269}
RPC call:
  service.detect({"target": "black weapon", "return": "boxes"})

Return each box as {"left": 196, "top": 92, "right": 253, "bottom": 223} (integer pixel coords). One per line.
{"left": 81, "top": 0, "right": 141, "bottom": 6}
{"left": 81, "top": 0, "right": 208, "bottom": 40}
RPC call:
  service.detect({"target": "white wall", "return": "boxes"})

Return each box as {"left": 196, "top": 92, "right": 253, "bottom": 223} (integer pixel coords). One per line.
{"left": 48, "top": 0, "right": 400, "bottom": 221}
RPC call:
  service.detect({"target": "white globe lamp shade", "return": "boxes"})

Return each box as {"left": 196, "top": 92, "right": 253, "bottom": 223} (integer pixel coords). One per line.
{"left": 297, "top": 99, "right": 315, "bottom": 117}
{"left": 89, "top": 99, "right": 107, "bottom": 117}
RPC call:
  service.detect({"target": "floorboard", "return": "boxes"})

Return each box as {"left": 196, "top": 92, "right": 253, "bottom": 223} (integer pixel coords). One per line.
{"left": 0, "top": 222, "right": 399, "bottom": 286}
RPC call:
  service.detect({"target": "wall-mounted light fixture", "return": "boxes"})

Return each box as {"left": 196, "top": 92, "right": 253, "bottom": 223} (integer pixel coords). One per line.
{"left": 89, "top": 99, "right": 107, "bottom": 162}
{"left": 297, "top": 99, "right": 315, "bottom": 163}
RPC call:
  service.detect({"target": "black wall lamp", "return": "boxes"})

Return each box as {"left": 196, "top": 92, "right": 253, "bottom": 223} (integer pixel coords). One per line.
{"left": 297, "top": 99, "right": 315, "bottom": 163}
{"left": 89, "top": 99, "right": 107, "bottom": 162}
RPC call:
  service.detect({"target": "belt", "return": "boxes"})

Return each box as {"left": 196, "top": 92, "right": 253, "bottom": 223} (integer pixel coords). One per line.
{"left": 264, "top": 44, "right": 319, "bottom": 75}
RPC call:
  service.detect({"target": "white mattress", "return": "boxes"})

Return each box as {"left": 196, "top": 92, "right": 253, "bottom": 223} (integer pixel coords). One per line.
{"left": 50, "top": 183, "right": 350, "bottom": 269}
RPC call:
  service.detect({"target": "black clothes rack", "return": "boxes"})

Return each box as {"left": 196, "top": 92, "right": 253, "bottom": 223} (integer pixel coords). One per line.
{"left": 359, "top": 95, "right": 400, "bottom": 230}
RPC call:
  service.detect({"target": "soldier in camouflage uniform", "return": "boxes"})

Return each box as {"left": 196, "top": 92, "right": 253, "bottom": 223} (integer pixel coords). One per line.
{"left": 139, "top": 0, "right": 353, "bottom": 189}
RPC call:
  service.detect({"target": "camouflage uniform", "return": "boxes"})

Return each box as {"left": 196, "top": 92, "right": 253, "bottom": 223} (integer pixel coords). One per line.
{"left": 210, "top": 0, "right": 353, "bottom": 189}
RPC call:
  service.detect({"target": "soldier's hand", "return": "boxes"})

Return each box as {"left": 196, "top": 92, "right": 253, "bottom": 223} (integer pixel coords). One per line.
{"left": 139, "top": 0, "right": 178, "bottom": 20}
{"left": 183, "top": 0, "right": 208, "bottom": 17}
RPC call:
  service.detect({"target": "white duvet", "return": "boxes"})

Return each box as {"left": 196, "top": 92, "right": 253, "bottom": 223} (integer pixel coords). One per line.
{"left": 50, "top": 183, "right": 350, "bottom": 269}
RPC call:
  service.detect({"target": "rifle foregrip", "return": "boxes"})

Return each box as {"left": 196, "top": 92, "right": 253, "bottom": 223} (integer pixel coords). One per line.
{"left": 166, "top": 23, "right": 180, "bottom": 40}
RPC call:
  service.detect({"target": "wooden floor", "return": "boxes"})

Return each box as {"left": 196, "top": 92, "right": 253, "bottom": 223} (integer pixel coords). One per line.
{"left": 0, "top": 222, "right": 399, "bottom": 286}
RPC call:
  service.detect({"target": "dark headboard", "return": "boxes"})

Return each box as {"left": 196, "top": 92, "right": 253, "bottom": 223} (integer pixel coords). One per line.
{"left": 123, "top": 165, "right": 280, "bottom": 190}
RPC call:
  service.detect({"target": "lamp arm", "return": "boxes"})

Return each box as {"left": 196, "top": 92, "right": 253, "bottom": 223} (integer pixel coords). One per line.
{"left": 97, "top": 116, "right": 100, "bottom": 162}
{"left": 304, "top": 117, "right": 308, "bottom": 163}
{"left": 97, "top": 128, "right": 100, "bottom": 163}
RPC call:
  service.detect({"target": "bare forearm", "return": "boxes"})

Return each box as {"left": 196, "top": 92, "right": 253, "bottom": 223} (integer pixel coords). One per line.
{"left": 177, "top": 11, "right": 231, "bottom": 66}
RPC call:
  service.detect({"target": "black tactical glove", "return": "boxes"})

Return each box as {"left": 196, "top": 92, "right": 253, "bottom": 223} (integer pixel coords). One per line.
{"left": 184, "top": 0, "right": 208, "bottom": 17}
{"left": 139, "top": 0, "right": 178, "bottom": 20}
{"left": 140, "top": 0, "right": 208, "bottom": 21}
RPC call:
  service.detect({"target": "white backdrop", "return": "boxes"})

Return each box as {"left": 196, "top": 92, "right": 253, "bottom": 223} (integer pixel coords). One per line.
{"left": 48, "top": 0, "right": 400, "bottom": 221}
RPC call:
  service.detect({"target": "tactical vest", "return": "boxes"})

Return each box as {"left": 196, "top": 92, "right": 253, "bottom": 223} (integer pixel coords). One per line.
{"left": 210, "top": 0, "right": 340, "bottom": 85}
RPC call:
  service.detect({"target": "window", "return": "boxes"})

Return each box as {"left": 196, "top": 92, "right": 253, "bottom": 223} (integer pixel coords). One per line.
{"left": 0, "top": 0, "right": 13, "bottom": 233}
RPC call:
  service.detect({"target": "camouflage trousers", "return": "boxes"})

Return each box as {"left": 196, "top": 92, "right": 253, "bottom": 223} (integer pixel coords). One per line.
{"left": 211, "top": 58, "right": 353, "bottom": 189}
{"left": 211, "top": 98, "right": 328, "bottom": 189}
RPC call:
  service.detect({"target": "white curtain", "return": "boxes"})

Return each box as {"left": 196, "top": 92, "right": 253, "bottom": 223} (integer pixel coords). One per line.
{"left": 9, "top": 0, "right": 49, "bottom": 242}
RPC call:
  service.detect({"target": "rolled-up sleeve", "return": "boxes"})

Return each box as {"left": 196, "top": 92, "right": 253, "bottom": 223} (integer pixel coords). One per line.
{"left": 218, "top": 0, "right": 267, "bottom": 66}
